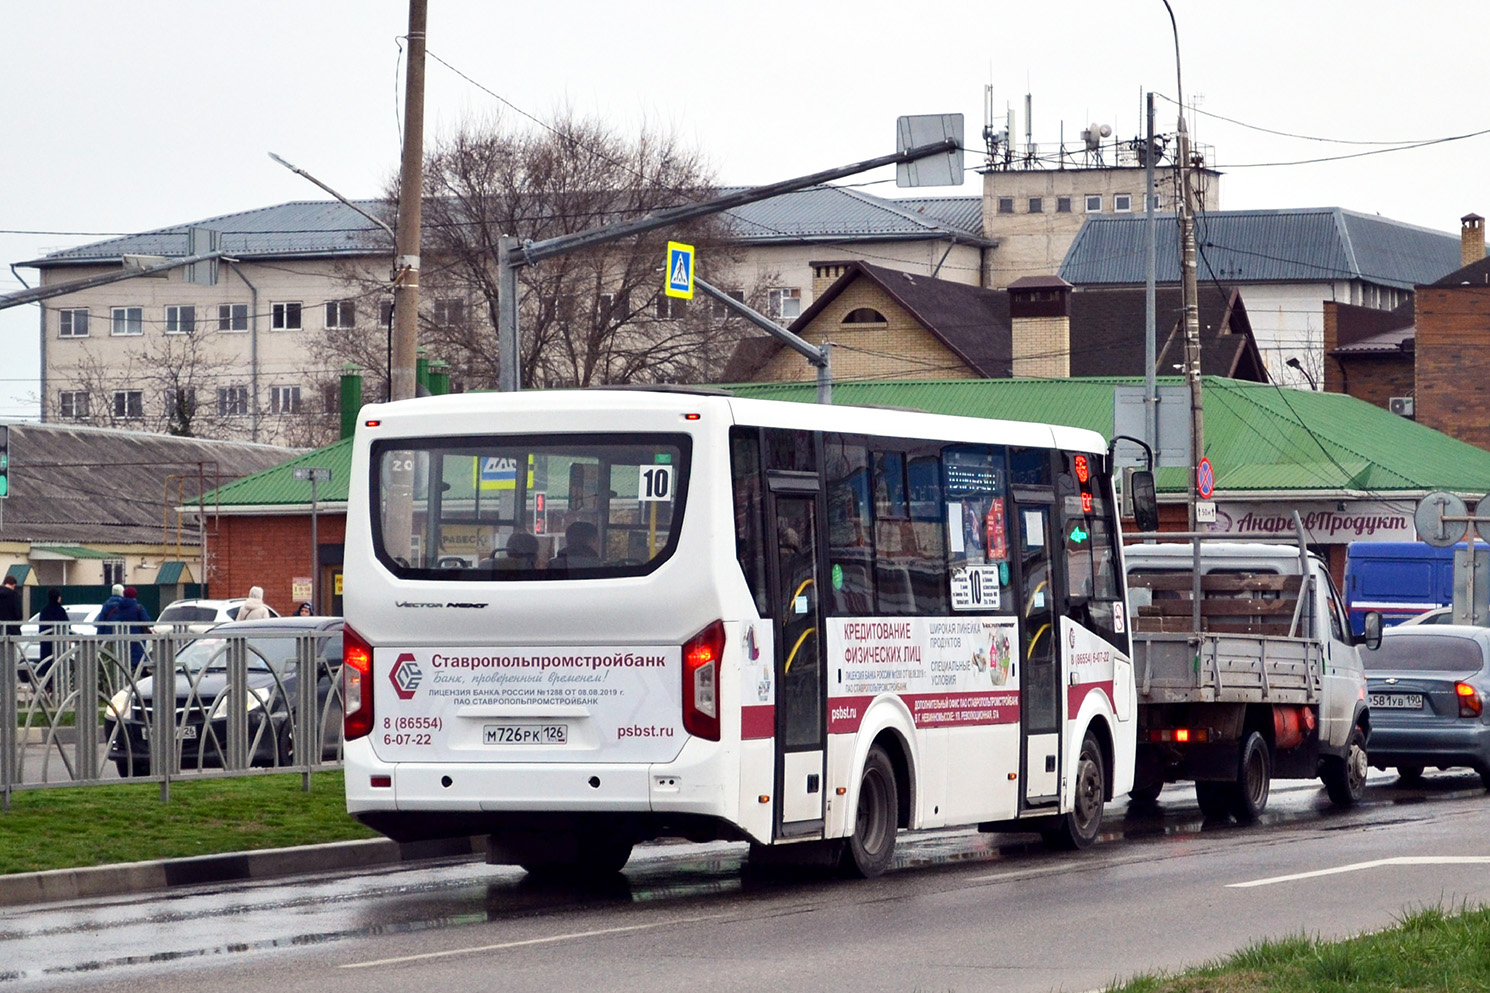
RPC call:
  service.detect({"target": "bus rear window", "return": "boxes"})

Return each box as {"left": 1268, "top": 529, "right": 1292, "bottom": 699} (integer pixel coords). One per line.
{"left": 371, "top": 433, "right": 691, "bottom": 580}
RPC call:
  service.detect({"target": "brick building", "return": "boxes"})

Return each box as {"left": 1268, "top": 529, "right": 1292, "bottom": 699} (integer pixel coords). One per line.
{"left": 1324, "top": 213, "right": 1490, "bottom": 451}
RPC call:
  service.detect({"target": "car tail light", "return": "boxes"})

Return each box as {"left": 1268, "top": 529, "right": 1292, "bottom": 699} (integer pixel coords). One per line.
{"left": 1148, "top": 727, "right": 1210, "bottom": 743}
{"left": 682, "top": 620, "right": 724, "bottom": 741}
{"left": 343, "top": 624, "right": 374, "bottom": 740}
{"left": 1456, "top": 682, "right": 1482, "bottom": 718}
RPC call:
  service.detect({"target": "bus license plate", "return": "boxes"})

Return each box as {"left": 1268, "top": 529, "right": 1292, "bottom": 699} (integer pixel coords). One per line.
{"left": 1369, "top": 693, "right": 1423, "bottom": 709}
{"left": 483, "top": 723, "right": 568, "bottom": 745}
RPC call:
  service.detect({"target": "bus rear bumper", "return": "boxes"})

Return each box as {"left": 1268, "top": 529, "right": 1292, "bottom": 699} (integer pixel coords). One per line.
{"left": 344, "top": 736, "right": 739, "bottom": 843}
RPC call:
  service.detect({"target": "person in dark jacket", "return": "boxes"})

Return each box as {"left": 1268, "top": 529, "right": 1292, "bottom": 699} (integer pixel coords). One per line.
{"left": 0, "top": 575, "right": 23, "bottom": 637}
{"left": 107, "top": 586, "right": 153, "bottom": 671}
{"left": 96, "top": 583, "right": 125, "bottom": 635}
{"left": 37, "top": 588, "right": 70, "bottom": 680}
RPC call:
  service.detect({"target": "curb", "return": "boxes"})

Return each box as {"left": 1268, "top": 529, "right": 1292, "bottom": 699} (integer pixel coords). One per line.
{"left": 0, "top": 835, "right": 486, "bottom": 908}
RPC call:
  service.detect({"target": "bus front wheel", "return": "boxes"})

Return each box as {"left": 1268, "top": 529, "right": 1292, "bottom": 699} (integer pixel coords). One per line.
{"left": 841, "top": 745, "right": 898, "bottom": 878}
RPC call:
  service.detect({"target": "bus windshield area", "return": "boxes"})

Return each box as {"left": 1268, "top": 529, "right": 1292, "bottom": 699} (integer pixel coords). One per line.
{"left": 372, "top": 433, "right": 690, "bottom": 580}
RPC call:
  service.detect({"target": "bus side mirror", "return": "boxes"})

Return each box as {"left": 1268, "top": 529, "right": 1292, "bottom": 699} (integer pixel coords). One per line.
{"left": 1130, "top": 470, "right": 1159, "bottom": 533}
{"left": 1362, "top": 611, "right": 1382, "bottom": 651}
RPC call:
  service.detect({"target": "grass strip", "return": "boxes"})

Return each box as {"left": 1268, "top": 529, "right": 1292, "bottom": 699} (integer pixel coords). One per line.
{"left": 0, "top": 772, "right": 378, "bottom": 875}
{"left": 1108, "top": 903, "right": 1490, "bottom": 993}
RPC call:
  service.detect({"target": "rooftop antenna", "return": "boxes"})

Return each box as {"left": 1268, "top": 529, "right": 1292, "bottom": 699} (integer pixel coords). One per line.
{"left": 1023, "top": 92, "right": 1036, "bottom": 168}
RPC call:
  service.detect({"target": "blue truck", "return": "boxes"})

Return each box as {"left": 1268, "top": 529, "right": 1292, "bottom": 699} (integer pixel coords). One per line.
{"left": 1343, "top": 540, "right": 1485, "bottom": 635}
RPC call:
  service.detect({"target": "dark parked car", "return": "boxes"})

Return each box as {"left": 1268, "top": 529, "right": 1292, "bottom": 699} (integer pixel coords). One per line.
{"left": 1364, "top": 624, "right": 1490, "bottom": 788}
{"left": 105, "top": 616, "right": 343, "bottom": 777}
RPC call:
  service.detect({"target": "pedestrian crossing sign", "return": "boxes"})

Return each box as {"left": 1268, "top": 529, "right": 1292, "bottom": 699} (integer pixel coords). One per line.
{"left": 665, "top": 241, "right": 694, "bottom": 299}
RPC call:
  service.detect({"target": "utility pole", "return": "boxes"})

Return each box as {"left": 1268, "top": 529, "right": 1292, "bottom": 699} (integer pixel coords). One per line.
{"left": 391, "top": 0, "right": 427, "bottom": 402}
{"left": 1143, "top": 92, "right": 1158, "bottom": 458}
{"left": 1164, "top": 0, "right": 1204, "bottom": 530}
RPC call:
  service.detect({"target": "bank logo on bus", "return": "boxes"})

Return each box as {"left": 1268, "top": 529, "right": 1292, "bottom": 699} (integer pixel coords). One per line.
{"left": 390, "top": 654, "right": 424, "bottom": 700}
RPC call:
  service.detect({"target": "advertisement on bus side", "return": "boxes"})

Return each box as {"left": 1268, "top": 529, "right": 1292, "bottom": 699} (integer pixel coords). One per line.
{"left": 825, "top": 616, "right": 1022, "bottom": 733}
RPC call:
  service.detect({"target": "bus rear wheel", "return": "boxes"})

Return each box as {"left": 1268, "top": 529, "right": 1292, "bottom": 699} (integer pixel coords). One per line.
{"left": 841, "top": 745, "right": 897, "bottom": 878}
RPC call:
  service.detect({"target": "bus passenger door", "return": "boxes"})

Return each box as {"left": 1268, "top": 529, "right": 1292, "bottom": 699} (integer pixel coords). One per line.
{"left": 1014, "top": 495, "right": 1061, "bottom": 807}
{"left": 767, "top": 475, "right": 825, "bottom": 839}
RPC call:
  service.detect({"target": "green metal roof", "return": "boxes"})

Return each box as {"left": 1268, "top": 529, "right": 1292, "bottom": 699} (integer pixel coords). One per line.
{"left": 6, "top": 564, "right": 33, "bottom": 584}
{"left": 31, "top": 545, "right": 114, "bottom": 559}
{"left": 202, "top": 380, "right": 1490, "bottom": 507}
{"left": 154, "top": 561, "right": 190, "bottom": 584}
{"left": 727, "top": 378, "right": 1490, "bottom": 497}
{"left": 201, "top": 437, "right": 353, "bottom": 507}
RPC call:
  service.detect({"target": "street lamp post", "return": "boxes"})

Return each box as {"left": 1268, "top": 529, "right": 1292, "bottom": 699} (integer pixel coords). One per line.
{"left": 293, "top": 467, "right": 332, "bottom": 612}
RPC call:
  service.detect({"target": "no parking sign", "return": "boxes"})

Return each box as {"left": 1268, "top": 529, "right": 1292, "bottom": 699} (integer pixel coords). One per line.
{"left": 1196, "top": 457, "right": 1215, "bottom": 499}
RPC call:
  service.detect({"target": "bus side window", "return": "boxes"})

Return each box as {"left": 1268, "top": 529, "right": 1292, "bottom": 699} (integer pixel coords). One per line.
{"left": 824, "top": 437, "right": 875, "bottom": 616}
{"left": 730, "top": 428, "right": 770, "bottom": 617}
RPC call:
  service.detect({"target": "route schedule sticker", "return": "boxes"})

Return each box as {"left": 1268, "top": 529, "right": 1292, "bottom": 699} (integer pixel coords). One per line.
{"left": 372, "top": 645, "right": 684, "bottom": 764}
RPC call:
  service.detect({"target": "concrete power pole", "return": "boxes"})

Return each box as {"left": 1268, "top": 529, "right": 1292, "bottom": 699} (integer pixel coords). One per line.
{"left": 391, "top": 0, "right": 427, "bottom": 402}
{"left": 1164, "top": 0, "right": 1204, "bottom": 530}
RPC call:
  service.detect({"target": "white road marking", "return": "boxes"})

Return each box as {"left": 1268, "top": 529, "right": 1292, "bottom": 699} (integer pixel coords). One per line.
{"left": 340, "top": 912, "right": 730, "bottom": 968}
{"left": 1228, "top": 856, "right": 1490, "bottom": 889}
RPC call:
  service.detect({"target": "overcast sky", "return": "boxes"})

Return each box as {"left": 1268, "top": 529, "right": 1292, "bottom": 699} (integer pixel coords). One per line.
{"left": 4, "top": 0, "right": 1487, "bottom": 417}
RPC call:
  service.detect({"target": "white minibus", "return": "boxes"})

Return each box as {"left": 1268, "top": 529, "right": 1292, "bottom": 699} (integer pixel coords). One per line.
{"left": 342, "top": 389, "right": 1138, "bottom": 877}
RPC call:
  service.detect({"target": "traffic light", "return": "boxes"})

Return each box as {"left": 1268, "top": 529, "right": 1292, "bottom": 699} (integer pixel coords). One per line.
{"left": 0, "top": 425, "right": 9, "bottom": 498}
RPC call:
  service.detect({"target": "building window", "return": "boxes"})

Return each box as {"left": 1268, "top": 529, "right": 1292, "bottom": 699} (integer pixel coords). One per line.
{"left": 1057, "top": 196, "right": 1072, "bottom": 213}
{"left": 165, "top": 387, "right": 196, "bottom": 426}
{"left": 768, "top": 287, "right": 802, "bottom": 321}
{"left": 164, "top": 305, "right": 196, "bottom": 334}
{"left": 270, "top": 385, "right": 302, "bottom": 415}
{"left": 379, "top": 300, "right": 394, "bottom": 327}
{"left": 112, "top": 390, "right": 143, "bottom": 419}
{"left": 59, "top": 391, "right": 89, "bottom": 419}
{"left": 321, "top": 384, "right": 341, "bottom": 415}
{"left": 1028, "top": 197, "right": 1043, "bottom": 213}
{"left": 59, "top": 309, "right": 89, "bottom": 338}
{"left": 432, "top": 298, "right": 465, "bottom": 326}
{"left": 655, "top": 295, "right": 687, "bottom": 320}
{"left": 111, "top": 307, "right": 143, "bottom": 336}
{"left": 217, "top": 303, "right": 248, "bottom": 331}
{"left": 1085, "top": 194, "right": 1102, "bottom": 212}
{"left": 102, "top": 559, "right": 125, "bottom": 587}
{"left": 710, "top": 289, "right": 745, "bottom": 320}
{"left": 217, "top": 386, "right": 250, "bottom": 417}
{"left": 598, "top": 291, "right": 631, "bottom": 322}
{"left": 1114, "top": 193, "right": 1133, "bottom": 212}
{"left": 843, "top": 308, "right": 887, "bottom": 324}
{"left": 271, "top": 302, "right": 302, "bottom": 330}
{"left": 997, "top": 197, "right": 1015, "bottom": 214}
{"left": 325, "top": 300, "right": 356, "bottom": 329}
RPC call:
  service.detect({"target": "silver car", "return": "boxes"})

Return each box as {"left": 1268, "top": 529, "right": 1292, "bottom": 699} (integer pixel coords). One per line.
{"left": 1364, "top": 625, "right": 1490, "bottom": 788}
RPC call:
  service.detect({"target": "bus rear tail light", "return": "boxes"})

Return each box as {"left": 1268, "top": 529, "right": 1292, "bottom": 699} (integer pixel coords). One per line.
{"left": 344, "top": 624, "right": 375, "bottom": 740}
{"left": 683, "top": 620, "right": 724, "bottom": 741}
{"left": 1457, "top": 682, "right": 1482, "bottom": 718}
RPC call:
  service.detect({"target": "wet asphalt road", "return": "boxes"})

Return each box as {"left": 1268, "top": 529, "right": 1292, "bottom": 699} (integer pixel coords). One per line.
{"left": 6, "top": 769, "right": 1490, "bottom": 992}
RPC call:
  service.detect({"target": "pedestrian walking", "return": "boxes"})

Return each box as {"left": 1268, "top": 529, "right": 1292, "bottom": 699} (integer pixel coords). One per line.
{"left": 239, "top": 586, "right": 272, "bottom": 621}
{"left": 0, "top": 575, "right": 22, "bottom": 637}
{"left": 37, "top": 588, "right": 69, "bottom": 680}
{"left": 108, "top": 586, "right": 153, "bottom": 671}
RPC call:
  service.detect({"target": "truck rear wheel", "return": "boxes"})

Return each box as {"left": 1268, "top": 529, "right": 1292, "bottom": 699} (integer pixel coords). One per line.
{"left": 1194, "top": 781, "right": 1233, "bottom": 820}
{"left": 1323, "top": 725, "right": 1368, "bottom": 806}
{"left": 1230, "top": 731, "right": 1271, "bottom": 823}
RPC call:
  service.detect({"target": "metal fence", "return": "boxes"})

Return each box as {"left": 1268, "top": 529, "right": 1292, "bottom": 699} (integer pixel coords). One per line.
{"left": 1, "top": 626, "right": 345, "bottom": 807}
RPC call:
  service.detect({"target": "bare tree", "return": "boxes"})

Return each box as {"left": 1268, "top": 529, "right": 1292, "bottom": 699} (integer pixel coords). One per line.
{"left": 319, "top": 111, "right": 751, "bottom": 392}
{"left": 50, "top": 332, "right": 256, "bottom": 439}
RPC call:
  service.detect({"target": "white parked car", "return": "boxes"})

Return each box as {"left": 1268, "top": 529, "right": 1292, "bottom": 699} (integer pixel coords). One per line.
{"left": 19, "top": 603, "right": 105, "bottom": 677}
{"left": 151, "top": 597, "right": 279, "bottom": 635}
